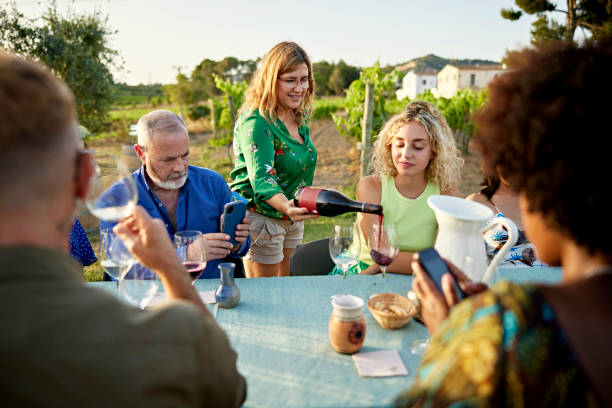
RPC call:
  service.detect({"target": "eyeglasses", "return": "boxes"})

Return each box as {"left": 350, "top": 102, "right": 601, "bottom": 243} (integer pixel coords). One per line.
{"left": 277, "top": 77, "right": 310, "bottom": 89}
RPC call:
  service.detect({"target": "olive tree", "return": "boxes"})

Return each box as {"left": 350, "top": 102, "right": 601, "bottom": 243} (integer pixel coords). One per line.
{"left": 1, "top": 2, "right": 120, "bottom": 132}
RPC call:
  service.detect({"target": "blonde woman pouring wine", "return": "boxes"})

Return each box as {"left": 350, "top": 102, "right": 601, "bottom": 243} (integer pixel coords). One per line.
{"left": 230, "top": 42, "right": 318, "bottom": 278}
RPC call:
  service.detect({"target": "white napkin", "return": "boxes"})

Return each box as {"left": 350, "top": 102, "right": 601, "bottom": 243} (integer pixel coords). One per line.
{"left": 146, "top": 290, "right": 216, "bottom": 307}
{"left": 352, "top": 349, "right": 409, "bottom": 377}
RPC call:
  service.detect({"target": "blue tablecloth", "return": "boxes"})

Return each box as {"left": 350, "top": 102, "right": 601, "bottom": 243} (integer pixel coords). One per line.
{"left": 88, "top": 266, "right": 562, "bottom": 407}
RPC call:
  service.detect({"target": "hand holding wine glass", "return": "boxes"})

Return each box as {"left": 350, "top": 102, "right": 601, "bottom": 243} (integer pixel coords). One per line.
{"left": 174, "top": 230, "right": 207, "bottom": 283}
{"left": 329, "top": 223, "right": 360, "bottom": 279}
{"left": 368, "top": 221, "right": 399, "bottom": 279}
{"left": 85, "top": 152, "right": 138, "bottom": 221}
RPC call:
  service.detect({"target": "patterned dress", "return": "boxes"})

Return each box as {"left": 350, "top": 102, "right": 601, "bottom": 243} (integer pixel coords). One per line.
{"left": 394, "top": 281, "right": 601, "bottom": 407}
{"left": 69, "top": 218, "right": 97, "bottom": 266}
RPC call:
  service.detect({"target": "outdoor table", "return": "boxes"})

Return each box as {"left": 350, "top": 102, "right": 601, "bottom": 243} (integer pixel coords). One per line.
{"left": 88, "top": 266, "right": 562, "bottom": 407}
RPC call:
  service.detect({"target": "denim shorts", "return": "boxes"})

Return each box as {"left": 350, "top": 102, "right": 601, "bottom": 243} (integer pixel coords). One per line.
{"left": 244, "top": 211, "right": 304, "bottom": 264}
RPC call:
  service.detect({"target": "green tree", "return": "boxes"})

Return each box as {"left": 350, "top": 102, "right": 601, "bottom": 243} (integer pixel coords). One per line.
{"left": 211, "top": 73, "right": 247, "bottom": 130}
{"left": 162, "top": 69, "right": 197, "bottom": 117}
{"left": 312, "top": 61, "right": 333, "bottom": 95}
{"left": 501, "top": 0, "right": 612, "bottom": 42}
{"left": 332, "top": 63, "right": 399, "bottom": 142}
{"left": 419, "top": 90, "right": 488, "bottom": 154}
{"left": 328, "top": 60, "right": 361, "bottom": 95}
{"left": 0, "top": 2, "right": 119, "bottom": 132}
{"left": 189, "top": 57, "right": 256, "bottom": 102}
{"left": 209, "top": 74, "right": 248, "bottom": 173}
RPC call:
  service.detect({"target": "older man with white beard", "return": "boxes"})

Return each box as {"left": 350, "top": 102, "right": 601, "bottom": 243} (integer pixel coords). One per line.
{"left": 101, "top": 110, "right": 250, "bottom": 278}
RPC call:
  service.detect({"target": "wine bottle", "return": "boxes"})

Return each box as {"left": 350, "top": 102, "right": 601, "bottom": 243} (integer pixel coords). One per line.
{"left": 293, "top": 187, "right": 383, "bottom": 217}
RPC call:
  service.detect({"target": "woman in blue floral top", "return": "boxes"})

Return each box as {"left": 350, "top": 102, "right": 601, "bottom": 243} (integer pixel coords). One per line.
{"left": 230, "top": 42, "right": 318, "bottom": 278}
{"left": 397, "top": 39, "right": 612, "bottom": 407}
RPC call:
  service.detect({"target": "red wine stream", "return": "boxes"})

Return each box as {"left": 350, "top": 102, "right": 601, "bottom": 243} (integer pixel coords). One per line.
{"left": 370, "top": 215, "right": 393, "bottom": 266}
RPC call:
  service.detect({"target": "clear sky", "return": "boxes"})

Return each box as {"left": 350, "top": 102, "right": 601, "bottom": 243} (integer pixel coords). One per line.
{"left": 10, "top": 0, "right": 540, "bottom": 85}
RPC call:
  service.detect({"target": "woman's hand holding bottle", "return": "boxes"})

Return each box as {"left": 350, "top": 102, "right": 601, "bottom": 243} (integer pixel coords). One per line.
{"left": 266, "top": 193, "right": 319, "bottom": 222}
{"left": 284, "top": 198, "right": 319, "bottom": 221}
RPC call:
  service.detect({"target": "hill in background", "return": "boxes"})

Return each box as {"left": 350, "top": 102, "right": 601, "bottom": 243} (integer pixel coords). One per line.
{"left": 387, "top": 54, "right": 500, "bottom": 73}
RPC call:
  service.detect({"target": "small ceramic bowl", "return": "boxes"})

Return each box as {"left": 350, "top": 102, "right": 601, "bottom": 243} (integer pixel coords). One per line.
{"left": 367, "top": 293, "right": 416, "bottom": 330}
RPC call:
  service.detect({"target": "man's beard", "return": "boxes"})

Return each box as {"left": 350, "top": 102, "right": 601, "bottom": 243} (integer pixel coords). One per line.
{"left": 147, "top": 165, "right": 188, "bottom": 190}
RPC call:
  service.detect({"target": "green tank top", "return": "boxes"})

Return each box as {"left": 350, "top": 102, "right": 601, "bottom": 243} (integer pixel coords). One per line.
{"left": 356, "top": 175, "right": 440, "bottom": 265}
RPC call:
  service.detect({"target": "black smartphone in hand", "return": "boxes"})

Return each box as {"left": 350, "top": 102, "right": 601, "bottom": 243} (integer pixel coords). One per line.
{"left": 221, "top": 201, "right": 247, "bottom": 246}
{"left": 416, "top": 248, "right": 466, "bottom": 301}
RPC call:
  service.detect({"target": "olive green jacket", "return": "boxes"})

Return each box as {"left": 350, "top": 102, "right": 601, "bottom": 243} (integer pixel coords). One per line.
{"left": 0, "top": 246, "right": 246, "bottom": 407}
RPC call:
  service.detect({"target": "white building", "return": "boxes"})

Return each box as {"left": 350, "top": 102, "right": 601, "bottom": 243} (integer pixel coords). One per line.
{"left": 433, "top": 64, "right": 505, "bottom": 98}
{"left": 396, "top": 69, "right": 438, "bottom": 100}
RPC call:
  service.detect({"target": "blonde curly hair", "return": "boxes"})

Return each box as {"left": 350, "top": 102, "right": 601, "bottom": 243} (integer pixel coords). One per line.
{"left": 239, "top": 41, "right": 314, "bottom": 126}
{"left": 370, "top": 101, "right": 462, "bottom": 192}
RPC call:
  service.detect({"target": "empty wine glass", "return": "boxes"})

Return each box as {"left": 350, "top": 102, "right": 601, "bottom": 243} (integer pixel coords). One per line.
{"left": 174, "top": 230, "right": 207, "bottom": 283}
{"left": 368, "top": 221, "right": 400, "bottom": 280}
{"left": 407, "top": 290, "right": 430, "bottom": 356}
{"left": 410, "top": 338, "right": 430, "bottom": 356}
{"left": 99, "top": 228, "right": 134, "bottom": 287}
{"left": 329, "top": 223, "right": 360, "bottom": 279}
{"left": 119, "top": 264, "right": 160, "bottom": 309}
{"left": 85, "top": 152, "right": 138, "bottom": 221}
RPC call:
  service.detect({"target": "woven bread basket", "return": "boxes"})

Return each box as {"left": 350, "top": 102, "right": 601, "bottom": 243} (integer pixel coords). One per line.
{"left": 367, "top": 293, "right": 416, "bottom": 329}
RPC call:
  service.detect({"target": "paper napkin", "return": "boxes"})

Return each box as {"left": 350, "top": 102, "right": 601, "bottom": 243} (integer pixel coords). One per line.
{"left": 147, "top": 290, "right": 216, "bottom": 307}
{"left": 352, "top": 349, "right": 409, "bottom": 377}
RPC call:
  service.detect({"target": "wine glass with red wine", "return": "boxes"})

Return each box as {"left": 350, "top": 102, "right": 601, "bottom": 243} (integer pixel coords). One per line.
{"left": 368, "top": 222, "right": 399, "bottom": 280}
{"left": 174, "top": 230, "right": 207, "bottom": 283}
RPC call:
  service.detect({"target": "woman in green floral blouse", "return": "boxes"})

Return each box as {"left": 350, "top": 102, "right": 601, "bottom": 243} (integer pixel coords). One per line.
{"left": 230, "top": 42, "right": 318, "bottom": 278}
{"left": 396, "top": 39, "right": 612, "bottom": 407}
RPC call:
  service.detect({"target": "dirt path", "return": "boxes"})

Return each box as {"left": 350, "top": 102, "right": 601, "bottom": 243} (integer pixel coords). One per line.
{"left": 309, "top": 119, "right": 360, "bottom": 190}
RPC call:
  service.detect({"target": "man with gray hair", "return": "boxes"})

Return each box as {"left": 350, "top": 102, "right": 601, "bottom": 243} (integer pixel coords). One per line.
{"left": 101, "top": 110, "right": 250, "bottom": 278}
{"left": 0, "top": 55, "right": 246, "bottom": 405}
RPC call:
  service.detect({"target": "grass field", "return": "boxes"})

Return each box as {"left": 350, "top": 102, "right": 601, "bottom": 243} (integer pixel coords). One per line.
{"left": 108, "top": 106, "right": 180, "bottom": 123}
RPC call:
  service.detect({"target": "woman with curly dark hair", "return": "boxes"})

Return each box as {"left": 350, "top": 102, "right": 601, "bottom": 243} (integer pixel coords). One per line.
{"left": 467, "top": 174, "right": 546, "bottom": 267}
{"left": 396, "top": 38, "right": 612, "bottom": 407}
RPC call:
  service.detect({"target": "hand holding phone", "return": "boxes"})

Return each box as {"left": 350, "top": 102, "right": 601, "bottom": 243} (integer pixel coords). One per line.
{"left": 220, "top": 201, "right": 247, "bottom": 247}
{"left": 415, "top": 248, "right": 466, "bottom": 301}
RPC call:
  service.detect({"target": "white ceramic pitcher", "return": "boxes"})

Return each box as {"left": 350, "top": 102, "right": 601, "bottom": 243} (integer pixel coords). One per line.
{"left": 427, "top": 195, "right": 518, "bottom": 284}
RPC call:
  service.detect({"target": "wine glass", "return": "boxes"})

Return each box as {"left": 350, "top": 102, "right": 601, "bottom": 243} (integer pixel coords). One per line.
{"left": 368, "top": 222, "right": 400, "bottom": 280}
{"left": 99, "top": 228, "right": 134, "bottom": 287}
{"left": 174, "top": 230, "right": 207, "bottom": 283}
{"left": 410, "top": 338, "right": 430, "bottom": 356}
{"left": 85, "top": 152, "right": 138, "bottom": 221}
{"left": 119, "top": 264, "right": 160, "bottom": 309}
{"left": 406, "top": 291, "right": 430, "bottom": 356}
{"left": 329, "top": 223, "right": 360, "bottom": 279}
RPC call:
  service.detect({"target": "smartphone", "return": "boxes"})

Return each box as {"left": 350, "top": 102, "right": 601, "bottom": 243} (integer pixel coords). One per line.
{"left": 416, "top": 248, "right": 466, "bottom": 301}
{"left": 221, "top": 201, "right": 247, "bottom": 246}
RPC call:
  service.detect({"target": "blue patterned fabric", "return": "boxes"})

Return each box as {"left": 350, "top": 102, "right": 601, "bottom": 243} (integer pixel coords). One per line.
{"left": 395, "top": 281, "right": 599, "bottom": 407}
{"left": 69, "top": 218, "right": 97, "bottom": 266}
